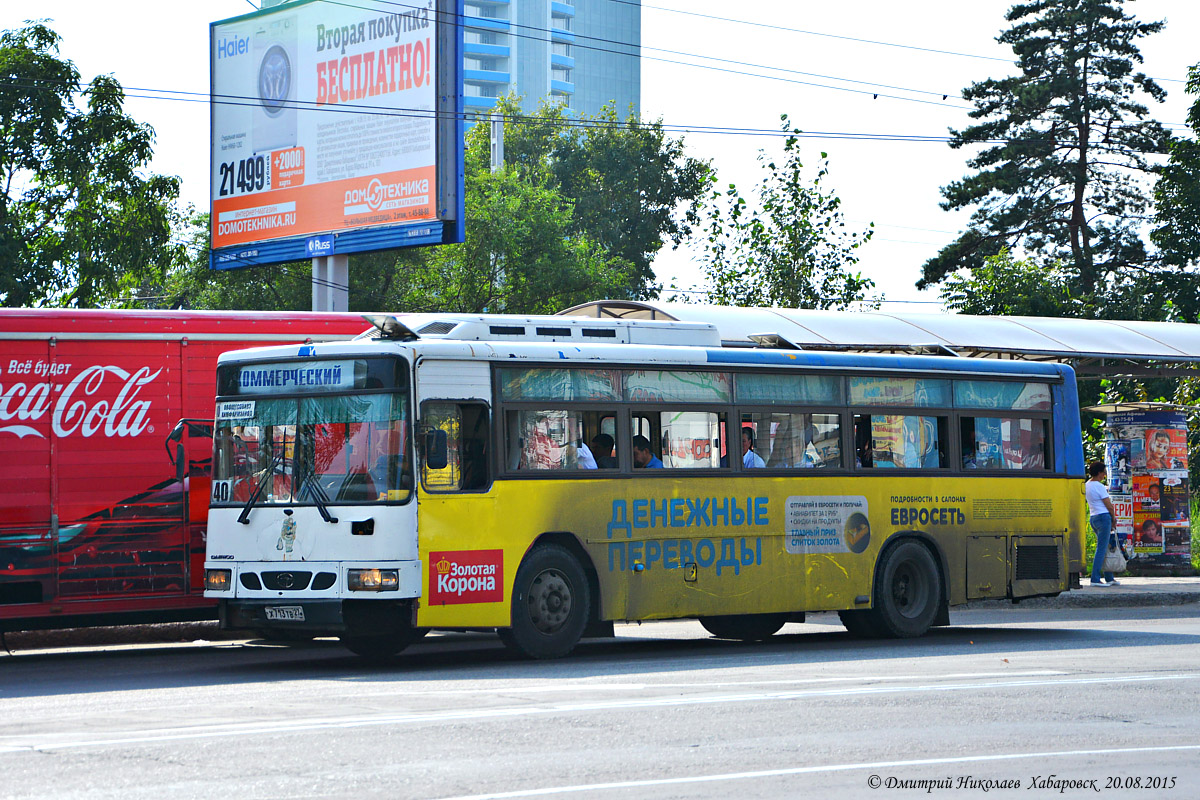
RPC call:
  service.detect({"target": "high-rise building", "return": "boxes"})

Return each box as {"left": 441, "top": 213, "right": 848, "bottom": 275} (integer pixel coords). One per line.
{"left": 463, "top": 0, "right": 640, "bottom": 119}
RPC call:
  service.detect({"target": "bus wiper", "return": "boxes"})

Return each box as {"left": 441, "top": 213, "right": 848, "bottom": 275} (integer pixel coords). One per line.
{"left": 300, "top": 472, "right": 339, "bottom": 524}
{"left": 237, "top": 450, "right": 280, "bottom": 525}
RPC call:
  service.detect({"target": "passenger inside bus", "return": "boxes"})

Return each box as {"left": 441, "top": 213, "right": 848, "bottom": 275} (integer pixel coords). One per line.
{"left": 632, "top": 435, "right": 663, "bottom": 468}
{"left": 741, "top": 427, "right": 765, "bottom": 468}
{"left": 575, "top": 439, "right": 598, "bottom": 469}
{"left": 591, "top": 433, "right": 617, "bottom": 468}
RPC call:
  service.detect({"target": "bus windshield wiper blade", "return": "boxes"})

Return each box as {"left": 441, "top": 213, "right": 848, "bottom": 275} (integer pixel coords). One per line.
{"left": 237, "top": 451, "right": 280, "bottom": 525}
{"left": 301, "top": 472, "right": 338, "bottom": 524}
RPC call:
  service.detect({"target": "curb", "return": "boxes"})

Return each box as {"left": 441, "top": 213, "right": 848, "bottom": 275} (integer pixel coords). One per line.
{"left": 963, "top": 591, "right": 1200, "bottom": 611}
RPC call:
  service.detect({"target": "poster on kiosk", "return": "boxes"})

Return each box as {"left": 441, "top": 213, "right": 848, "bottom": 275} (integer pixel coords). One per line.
{"left": 1105, "top": 410, "right": 1191, "bottom": 564}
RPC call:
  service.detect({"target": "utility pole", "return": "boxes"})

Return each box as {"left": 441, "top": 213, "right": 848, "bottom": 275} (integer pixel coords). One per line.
{"left": 489, "top": 113, "right": 505, "bottom": 311}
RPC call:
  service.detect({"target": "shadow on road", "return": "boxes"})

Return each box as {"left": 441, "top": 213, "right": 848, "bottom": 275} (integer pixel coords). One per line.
{"left": 2, "top": 605, "right": 1198, "bottom": 700}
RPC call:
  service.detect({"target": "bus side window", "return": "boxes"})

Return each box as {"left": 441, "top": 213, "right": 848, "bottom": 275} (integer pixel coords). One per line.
{"left": 854, "top": 415, "right": 873, "bottom": 468}
{"left": 961, "top": 415, "right": 1048, "bottom": 471}
{"left": 422, "top": 402, "right": 491, "bottom": 492}
{"left": 859, "top": 414, "right": 948, "bottom": 469}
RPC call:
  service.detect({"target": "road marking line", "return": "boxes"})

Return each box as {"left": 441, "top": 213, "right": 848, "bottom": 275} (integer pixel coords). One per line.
{"left": 433, "top": 744, "right": 1200, "bottom": 800}
{"left": 346, "top": 670, "right": 1067, "bottom": 697}
{"left": 0, "top": 673, "right": 1192, "bottom": 755}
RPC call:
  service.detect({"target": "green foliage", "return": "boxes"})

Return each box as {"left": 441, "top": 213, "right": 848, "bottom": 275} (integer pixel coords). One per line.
{"left": 920, "top": 0, "right": 1170, "bottom": 300}
{"left": 161, "top": 95, "right": 703, "bottom": 311}
{"left": 1152, "top": 63, "right": 1200, "bottom": 268}
{"left": 940, "top": 248, "right": 1081, "bottom": 316}
{"left": 0, "top": 23, "right": 182, "bottom": 307}
{"left": 393, "top": 129, "right": 639, "bottom": 313}
{"left": 697, "top": 115, "right": 874, "bottom": 309}
{"left": 484, "top": 96, "right": 711, "bottom": 299}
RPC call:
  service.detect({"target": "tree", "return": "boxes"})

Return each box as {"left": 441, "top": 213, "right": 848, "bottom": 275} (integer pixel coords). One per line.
{"left": 392, "top": 149, "right": 638, "bottom": 314}
{"left": 0, "top": 23, "right": 181, "bottom": 307}
{"left": 697, "top": 115, "right": 874, "bottom": 309}
{"left": 919, "top": 0, "right": 1170, "bottom": 299}
{"left": 485, "top": 96, "right": 710, "bottom": 299}
{"left": 158, "top": 113, "right": 637, "bottom": 314}
{"left": 940, "top": 249, "right": 1080, "bottom": 316}
{"left": 1152, "top": 63, "right": 1200, "bottom": 269}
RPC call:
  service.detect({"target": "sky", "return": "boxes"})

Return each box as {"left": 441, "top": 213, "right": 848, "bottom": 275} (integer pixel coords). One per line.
{"left": 3, "top": 0, "right": 1198, "bottom": 310}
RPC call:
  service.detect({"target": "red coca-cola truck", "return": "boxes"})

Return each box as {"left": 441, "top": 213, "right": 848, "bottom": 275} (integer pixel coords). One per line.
{"left": 0, "top": 309, "right": 370, "bottom": 632}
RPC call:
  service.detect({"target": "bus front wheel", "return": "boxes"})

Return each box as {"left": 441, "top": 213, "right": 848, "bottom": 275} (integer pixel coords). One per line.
{"left": 699, "top": 614, "right": 787, "bottom": 641}
{"left": 499, "top": 545, "right": 590, "bottom": 659}
{"left": 871, "top": 540, "right": 942, "bottom": 638}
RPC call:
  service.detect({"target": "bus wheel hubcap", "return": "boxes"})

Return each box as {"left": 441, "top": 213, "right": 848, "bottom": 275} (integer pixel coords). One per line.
{"left": 892, "top": 564, "right": 926, "bottom": 618}
{"left": 528, "top": 569, "right": 571, "bottom": 634}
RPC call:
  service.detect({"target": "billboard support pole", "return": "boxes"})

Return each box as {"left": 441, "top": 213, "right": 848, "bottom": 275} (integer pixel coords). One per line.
{"left": 312, "top": 254, "right": 349, "bottom": 312}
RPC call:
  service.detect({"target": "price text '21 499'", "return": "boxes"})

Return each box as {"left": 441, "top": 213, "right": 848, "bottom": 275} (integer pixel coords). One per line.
{"left": 217, "top": 155, "right": 269, "bottom": 197}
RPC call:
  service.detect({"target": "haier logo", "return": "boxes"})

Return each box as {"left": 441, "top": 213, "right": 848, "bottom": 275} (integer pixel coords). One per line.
{"left": 217, "top": 36, "right": 249, "bottom": 59}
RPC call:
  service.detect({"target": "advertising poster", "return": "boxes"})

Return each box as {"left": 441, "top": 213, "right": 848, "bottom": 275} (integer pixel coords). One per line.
{"left": 1105, "top": 439, "right": 1132, "bottom": 494}
{"left": 1160, "top": 474, "right": 1190, "bottom": 523}
{"left": 1111, "top": 494, "right": 1134, "bottom": 538}
{"left": 1164, "top": 524, "right": 1191, "bottom": 556}
{"left": 1144, "top": 428, "right": 1188, "bottom": 471}
{"left": 785, "top": 496, "right": 871, "bottom": 554}
{"left": 211, "top": 0, "right": 440, "bottom": 255}
{"left": 1105, "top": 409, "right": 1190, "bottom": 563}
{"left": 1133, "top": 511, "right": 1164, "bottom": 554}
{"left": 1132, "top": 474, "right": 1160, "bottom": 513}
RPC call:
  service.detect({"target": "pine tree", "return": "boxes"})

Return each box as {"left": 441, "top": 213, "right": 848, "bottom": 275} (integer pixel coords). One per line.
{"left": 919, "top": 0, "right": 1170, "bottom": 301}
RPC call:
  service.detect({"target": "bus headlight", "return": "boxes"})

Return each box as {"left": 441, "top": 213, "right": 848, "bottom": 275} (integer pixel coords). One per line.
{"left": 348, "top": 568, "right": 399, "bottom": 591}
{"left": 205, "top": 569, "right": 232, "bottom": 592}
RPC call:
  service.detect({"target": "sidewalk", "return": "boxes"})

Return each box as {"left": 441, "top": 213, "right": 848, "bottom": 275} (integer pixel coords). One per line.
{"left": 970, "top": 575, "right": 1200, "bottom": 610}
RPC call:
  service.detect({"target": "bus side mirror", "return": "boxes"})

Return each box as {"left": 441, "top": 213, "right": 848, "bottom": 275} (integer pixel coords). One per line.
{"left": 176, "top": 442, "right": 186, "bottom": 483}
{"left": 425, "top": 429, "right": 449, "bottom": 470}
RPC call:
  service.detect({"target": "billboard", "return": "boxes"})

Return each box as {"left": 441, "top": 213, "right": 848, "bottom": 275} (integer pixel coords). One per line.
{"left": 210, "top": 0, "right": 463, "bottom": 269}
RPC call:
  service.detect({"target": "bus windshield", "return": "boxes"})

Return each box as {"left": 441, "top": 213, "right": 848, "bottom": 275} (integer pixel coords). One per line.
{"left": 212, "top": 392, "right": 412, "bottom": 506}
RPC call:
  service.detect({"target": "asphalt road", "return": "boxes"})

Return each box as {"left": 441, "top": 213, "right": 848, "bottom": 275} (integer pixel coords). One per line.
{"left": 2, "top": 606, "right": 1199, "bottom": 800}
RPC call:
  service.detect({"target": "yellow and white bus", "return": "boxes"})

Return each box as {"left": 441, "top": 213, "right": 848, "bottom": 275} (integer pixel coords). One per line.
{"left": 204, "top": 312, "right": 1086, "bottom": 658}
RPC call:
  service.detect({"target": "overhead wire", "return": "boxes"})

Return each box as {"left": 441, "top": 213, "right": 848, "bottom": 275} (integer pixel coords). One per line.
{"left": 4, "top": 75, "right": 1185, "bottom": 150}
{"left": 3, "top": 0, "right": 1190, "bottom": 136}
{"left": 613, "top": 0, "right": 1189, "bottom": 84}
{"left": 310, "top": 0, "right": 971, "bottom": 108}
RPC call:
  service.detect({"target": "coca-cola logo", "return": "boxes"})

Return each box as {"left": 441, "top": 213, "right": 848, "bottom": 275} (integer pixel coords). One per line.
{"left": 0, "top": 365, "right": 162, "bottom": 439}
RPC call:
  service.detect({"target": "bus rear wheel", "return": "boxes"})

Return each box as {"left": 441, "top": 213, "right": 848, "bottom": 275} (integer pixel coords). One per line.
{"left": 499, "top": 545, "right": 590, "bottom": 659}
{"left": 871, "top": 540, "right": 942, "bottom": 638}
{"left": 699, "top": 613, "right": 788, "bottom": 641}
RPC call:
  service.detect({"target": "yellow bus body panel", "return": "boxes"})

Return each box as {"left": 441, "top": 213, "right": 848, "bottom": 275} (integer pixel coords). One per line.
{"left": 415, "top": 474, "right": 1085, "bottom": 628}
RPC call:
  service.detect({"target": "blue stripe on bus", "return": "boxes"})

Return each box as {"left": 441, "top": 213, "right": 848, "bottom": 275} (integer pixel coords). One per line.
{"left": 702, "top": 348, "right": 1067, "bottom": 376}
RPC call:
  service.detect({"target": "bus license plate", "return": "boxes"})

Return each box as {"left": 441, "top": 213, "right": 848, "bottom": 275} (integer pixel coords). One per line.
{"left": 264, "top": 606, "right": 305, "bottom": 622}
